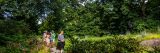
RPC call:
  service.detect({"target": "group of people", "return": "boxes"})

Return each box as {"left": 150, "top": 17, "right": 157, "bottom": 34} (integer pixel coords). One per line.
{"left": 43, "top": 30, "right": 65, "bottom": 53}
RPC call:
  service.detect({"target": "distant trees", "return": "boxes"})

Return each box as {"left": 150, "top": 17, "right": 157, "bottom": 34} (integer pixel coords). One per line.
{"left": 0, "top": 0, "right": 160, "bottom": 35}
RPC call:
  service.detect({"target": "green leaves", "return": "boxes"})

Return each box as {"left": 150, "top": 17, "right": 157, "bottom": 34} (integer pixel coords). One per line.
{"left": 68, "top": 36, "right": 144, "bottom": 53}
{"left": 0, "top": 20, "right": 31, "bottom": 35}
{"left": 1, "top": 0, "right": 160, "bottom": 35}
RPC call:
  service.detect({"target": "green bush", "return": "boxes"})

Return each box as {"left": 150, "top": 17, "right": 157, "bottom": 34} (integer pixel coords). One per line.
{"left": 133, "top": 19, "right": 159, "bottom": 32}
{"left": 0, "top": 20, "right": 31, "bottom": 35}
{"left": 67, "top": 36, "right": 145, "bottom": 53}
{"left": 0, "top": 34, "right": 41, "bottom": 53}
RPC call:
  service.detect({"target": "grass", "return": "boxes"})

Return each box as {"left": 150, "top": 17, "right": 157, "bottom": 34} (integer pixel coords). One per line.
{"left": 143, "top": 33, "right": 160, "bottom": 40}
{"left": 38, "top": 45, "right": 50, "bottom": 53}
{"left": 80, "top": 36, "right": 114, "bottom": 41}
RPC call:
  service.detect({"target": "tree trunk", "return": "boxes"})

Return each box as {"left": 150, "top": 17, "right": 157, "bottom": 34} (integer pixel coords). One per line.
{"left": 141, "top": 0, "right": 146, "bottom": 18}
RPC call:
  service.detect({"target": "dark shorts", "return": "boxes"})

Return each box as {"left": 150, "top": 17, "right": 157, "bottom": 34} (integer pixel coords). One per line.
{"left": 57, "top": 42, "right": 65, "bottom": 50}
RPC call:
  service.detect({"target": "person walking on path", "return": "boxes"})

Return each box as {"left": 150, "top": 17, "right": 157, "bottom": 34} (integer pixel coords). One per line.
{"left": 50, "top": 30, "right": 56, "bottom": 53}
{"left": 57, "top": 31, "right": 65, "bottom": 53}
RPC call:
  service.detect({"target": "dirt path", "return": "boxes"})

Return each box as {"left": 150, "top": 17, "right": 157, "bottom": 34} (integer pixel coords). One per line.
{"left": 140, "top": 38, "right": 160, "bottom": 51}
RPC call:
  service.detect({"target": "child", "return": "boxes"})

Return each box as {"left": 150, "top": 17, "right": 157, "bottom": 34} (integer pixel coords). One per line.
{"left": 43, "top": 31, "right": 47, "bottom": 42}
{"left": 45, "top": 32, "right": 51, "bottom": 47}
{"left": 50, "top": 30, "right": 56, "bottom": 53}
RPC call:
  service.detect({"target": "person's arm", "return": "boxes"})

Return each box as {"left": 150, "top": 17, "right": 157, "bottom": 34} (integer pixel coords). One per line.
{"left": 61, "top": 38, "right": 64, "bottom": 42}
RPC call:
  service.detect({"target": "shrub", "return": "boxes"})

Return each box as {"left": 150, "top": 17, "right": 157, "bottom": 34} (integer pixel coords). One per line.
{"left": 0, "top": 34, "right": 41, "bottom": 53}
{"left": 67, "top": 36, "right": 145, "bottom": 53}
{"left": 133, "top": 19, "right": 159, "bottom": 32}
{"left": 0, "top": 20, "right": 31, "bottom": 35}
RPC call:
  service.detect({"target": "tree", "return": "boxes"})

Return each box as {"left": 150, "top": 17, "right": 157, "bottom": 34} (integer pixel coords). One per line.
{"left": 0, "top": 0, "right": 49, "bottom": 33}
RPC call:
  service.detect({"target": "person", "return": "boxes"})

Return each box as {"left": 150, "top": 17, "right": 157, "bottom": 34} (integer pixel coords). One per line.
{"left": 57, "top": 31, "right": 65, "bottom": 53}
{"left": 50, "top": 30, "right": 56, "bottom": 44}
{"left": 50, "top": 30, "right": 56, "bottom": 53}
{"left": 45, "top": 32, "right": 51, "bottom": 47}
{"left": 43, "top": 30, "right": 47, "bottom": 42}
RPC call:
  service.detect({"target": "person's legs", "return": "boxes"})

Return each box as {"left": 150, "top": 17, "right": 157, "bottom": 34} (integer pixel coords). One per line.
{"left": 57, "top": 49, "right": 61, "bottom": 53}
{"left": 62, "top": 42, "right": 65, "bottom": 53}
{"left": 53, "top": 47, "right": 56, "bottom": 53}
{"left": 58, "top": 47, "right": 62, "bottom": 53}
{"left": 60, "top": 49, "right": 63, "bottom": 53}
{"left": 60, "top": 42, "right": 65, "bottom": 53}
{"left": 57, "top": 42, "right": 65, "bottom": 53}
{"left": 50, "top": 42, "right": 57, "bottom": 53}
{"left": 50, "top": 47, "right": 56, "bottom": 53}
{"left": 57, "top": 42, "right": 61, "bottom": 53}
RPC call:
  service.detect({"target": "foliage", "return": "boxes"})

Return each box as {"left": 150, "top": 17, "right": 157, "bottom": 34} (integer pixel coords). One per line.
{"left": 0, "top": 0, "right": 160, "bottom": 52}
{"left": 133, "top": 19, "right": 160, "bottom": 32}
{"left": 142, "top": 33, "right": 160, "bottom": 40}
{"left": 65, "top": 34, "right": 160, "bottom": 53}
{"left": 0, "top": 20, "right": 31, "bottom": 35}
{"left": 67, "top": 36, "right": 145, "bottom": 53}
{"left": 1, "top": 0, "right": 160, "bottom": 35}
{"left": 0, "top": 34, "right": 42, "bottom": 53}
{"left": 62, "top": 0, "right": 160, "bottom": 35}
{"left": 39, "top": 14, "right": 64, "bottom": 33}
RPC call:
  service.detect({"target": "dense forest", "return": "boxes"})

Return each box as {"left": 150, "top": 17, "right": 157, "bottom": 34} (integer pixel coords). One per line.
{"left": 0, "top": 0, "right": 160, "bottom": 53}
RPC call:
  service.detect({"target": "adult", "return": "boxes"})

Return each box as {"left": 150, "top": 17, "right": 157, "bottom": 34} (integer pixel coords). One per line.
{"left": 57, "top": 31, "right": 65, "bottom": 53}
